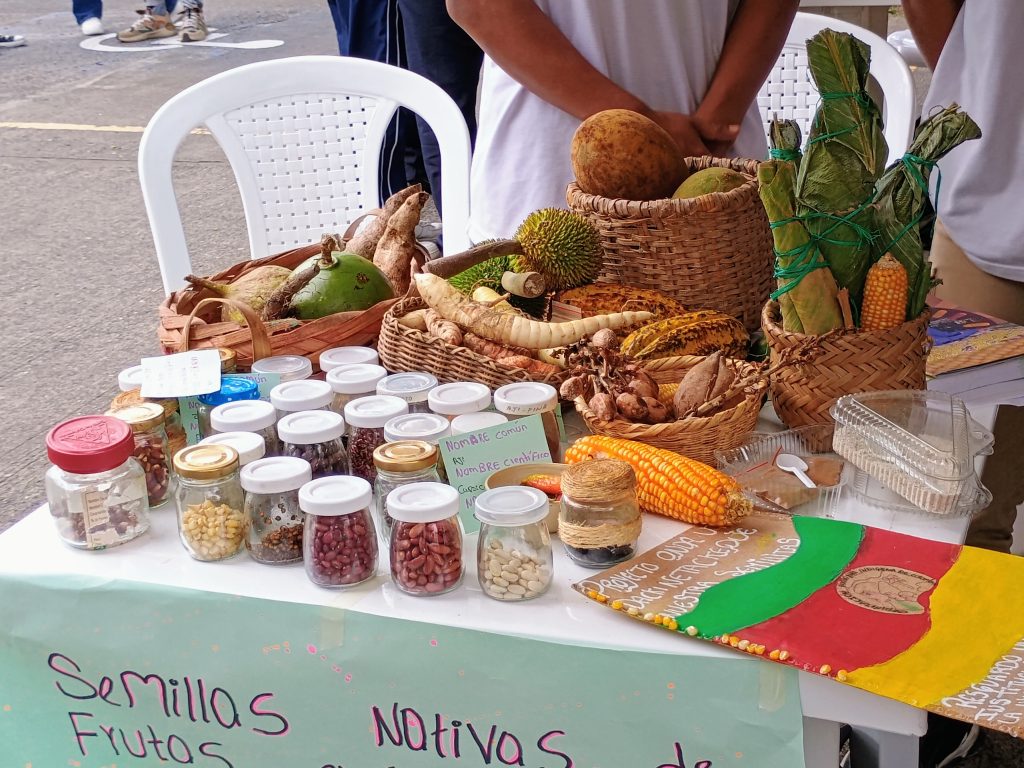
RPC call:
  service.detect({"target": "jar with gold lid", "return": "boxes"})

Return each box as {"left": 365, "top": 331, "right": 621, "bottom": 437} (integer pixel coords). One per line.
{"left": 110, "top": 388, "right": 186, "bottom": 457}
{"left": 173, "top": 444, "right": 245, "bottom": 562}
{"left": 107, "top": 402, "right": 173, "bottom": 508}
{"left": 216, "top": 347, "right": 237, "bottom": 374}
{"left": 559, "top": 459, "right": 641, "bottom": 567}
{"left": 372, "top": 440, "right": 440, "bottom": 537}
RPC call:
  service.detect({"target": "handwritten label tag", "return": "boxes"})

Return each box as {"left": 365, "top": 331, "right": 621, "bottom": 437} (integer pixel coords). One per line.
{"left": 140, "top": 350, "right": 221, "bottom": 399}
{"left": 439, "top": 414, "right": 552, "bottom": 533}
{"left": 179, "top": 373, "right": 281, "bottom": 445}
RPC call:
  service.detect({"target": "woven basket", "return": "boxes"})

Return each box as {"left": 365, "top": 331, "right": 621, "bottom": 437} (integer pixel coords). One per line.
{"left": 158, "top": 243, "right": 398, "bottom": 371}
{"left": 574, "top": 355, "right": 767, "bottom": 464}
{"left": 566, "top": 156, "right": 773, "bottom": 332}
{"left": 377, "top": 296, "right": 567, "bottom": 389}
{"left": 762, "top": 301, "right": 931, "bottom": 429}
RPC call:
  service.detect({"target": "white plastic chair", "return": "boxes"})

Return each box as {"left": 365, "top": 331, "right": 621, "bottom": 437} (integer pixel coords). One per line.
{"left": 139, "top": 55, "right": 472, "bottom": 294}
{"left": 758, "top": 12, "right": 916, "bottom": 166}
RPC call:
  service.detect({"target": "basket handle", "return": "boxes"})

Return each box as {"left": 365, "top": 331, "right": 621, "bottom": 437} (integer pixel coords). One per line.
{"left": 180, "top": 297, "right": 273, "bottom": 361}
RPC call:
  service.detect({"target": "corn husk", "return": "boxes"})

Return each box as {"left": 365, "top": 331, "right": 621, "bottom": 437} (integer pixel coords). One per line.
{"left": 873, "top": 104, "right": 981, "bottom": 319}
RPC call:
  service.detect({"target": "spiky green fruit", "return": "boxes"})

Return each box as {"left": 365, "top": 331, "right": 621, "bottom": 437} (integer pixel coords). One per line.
{"left": 512, "top": 208, "right": 603, "bottom": 291}
{"left": 447, "top": 254, "right": 511, "bottom": 295}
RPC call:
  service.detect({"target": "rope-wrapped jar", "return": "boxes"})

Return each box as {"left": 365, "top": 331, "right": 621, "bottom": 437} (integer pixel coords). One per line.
{"left": 559, "top": 459, "right": 641, "bottom": 568}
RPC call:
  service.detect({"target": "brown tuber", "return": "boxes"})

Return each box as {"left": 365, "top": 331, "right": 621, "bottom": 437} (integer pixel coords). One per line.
{"left": 588, "top": 393, "right": 617, "bottom": 421}
{"left": 615, "top": 392, "right": 648, "bottom": 422}
{"left": 590, "top": 328, "right": 618, "bottom": 350}
{"left": 641, "top": 397, "right": 670, "bottom": 424}
{"left": 560, "top": 374, "right": 594, "bottom": 401}
{"left": 627, "top": 377, "right": 658, "bottom": 400}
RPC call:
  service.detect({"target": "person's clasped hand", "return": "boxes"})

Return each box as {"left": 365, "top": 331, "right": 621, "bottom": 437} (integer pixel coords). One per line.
{"left": 652, "top": 111, "right": 740, "bottom": 157}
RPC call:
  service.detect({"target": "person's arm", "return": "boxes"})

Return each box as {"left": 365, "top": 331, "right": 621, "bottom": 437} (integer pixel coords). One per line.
{"left": 902, "top": 0, "right": 963, "bottom": 70}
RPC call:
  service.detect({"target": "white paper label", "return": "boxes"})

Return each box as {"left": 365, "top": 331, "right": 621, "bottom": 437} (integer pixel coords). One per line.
{"left": 140, "top": 350, "right": 221, "bottom": 398}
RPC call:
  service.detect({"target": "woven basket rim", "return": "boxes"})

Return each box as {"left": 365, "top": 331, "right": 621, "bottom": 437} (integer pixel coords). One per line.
{"left": 762, "top": 300, "right": 931, "bottom": 342}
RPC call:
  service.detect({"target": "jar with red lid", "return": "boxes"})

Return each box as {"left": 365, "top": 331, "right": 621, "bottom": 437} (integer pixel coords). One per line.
{"left": 300, "top": 475, "right": 378, "bottom": 588}
{"left": 44, "top": 416, "right": 151, "bottom": 550}
{"left": 387, "top": 482, "right": 463, "bottom": 596}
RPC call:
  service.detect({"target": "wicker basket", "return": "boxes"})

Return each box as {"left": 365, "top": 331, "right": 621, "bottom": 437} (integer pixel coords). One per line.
{"left": 574, "top": 356, "right": 767, "bottom": 464}
{"left": 762, "top": 301, "right": 931, "bottom": 429}
{"left": 158, "top": 243, "right": 398, "bottom": 371}
{"left": 566, "top": 156, "right": 774, "bottom": 332}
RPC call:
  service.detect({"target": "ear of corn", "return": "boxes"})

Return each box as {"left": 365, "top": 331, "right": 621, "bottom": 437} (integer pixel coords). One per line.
{"left": 565, "top": 435, "right": 751, "bottom": 527}
{"left": 860, "top": 253, "right": 908, "bottom": 330}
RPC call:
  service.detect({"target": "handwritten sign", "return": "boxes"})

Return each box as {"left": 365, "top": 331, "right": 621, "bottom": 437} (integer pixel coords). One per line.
{"left": 0, "top": 574, "right": 806, "bottom": 767}
{"left": 140, "top": 350, "right": 221, "bottom": 399}
{"left": 179, "top": 372, "right": 281, "bottom": 445}
{"left": 438, "top": 414, "right": 552, "bottom": 533}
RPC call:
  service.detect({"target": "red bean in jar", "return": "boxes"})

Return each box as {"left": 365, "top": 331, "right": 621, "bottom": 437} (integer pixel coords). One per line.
{"left": 386, "top": 482, "right": 463, "bottom": 596}
{"left": 344, "top": 395, "right": 409, "bottom": 484}
{"left": 300, "top": 476, "right": 378, "bottom": 588}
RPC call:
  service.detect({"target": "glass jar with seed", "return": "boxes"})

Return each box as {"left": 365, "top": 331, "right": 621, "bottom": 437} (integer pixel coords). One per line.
{"left": 344, "top": 395, "right": 409, "bottom": 484}
{"left": 384, "top": 413, "right": 451, "bottom": 481}
{"left": 318, "top": 346, "right": 379, "bottom": 372}
{"left": 110, "top": 388, "right": 187, "bottom": 457}
{"left": 210, "top": 399, "right": 281, "bottom": 456}
{"left": 493, "top": 382, "right": 562, "bottom": 462}
{"left": 106, "top": 402, "right": 174, "bottom": 508}
{"left": 241, "top": 456, "right": 311, "bottom": 565}
{"left": 387, "top": 483, "right": 463, "bottom": 596}
{"left": 475, "top": 486, "right": 553, "bottom": 601}
{"left": 427, "top": 382, "right": 491, "bottom": 421}
{"left": 270, "top": 379, "right": 334, "bottom": 417}
{"left": 173, "top": 444, "right": 245, "bottom": 562}
{"left": 196, "top": 376, "right": 261, "bottom": 439}
{"left": 326, "top": 363, "right": 388, "bottom": 417}
{"left": 199, "top": 431, "right": 266, "bottom": 469}
{"left": 277, "top": 410, "right": 348, "bottom": 479}
{"left": 560, "top": 459, "right": 641, "bottom": 568}
{"left": 251, "top": 355, "right": 313, "bottom": 383}
{"left": 377, "top": 372, "right": 438, "bottom": 414}
{"left": 300, "top": 475, "right": 378, "bottom": 588}
{"left": 373, "top": 440, "right": 441, "bottom": 538}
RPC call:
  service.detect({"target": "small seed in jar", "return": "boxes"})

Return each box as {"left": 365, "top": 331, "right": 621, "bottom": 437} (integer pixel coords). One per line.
{"left": 390, "top": 519, "right": 462, "bottom": 595}
{"left": 182, "top": 500, "right": 245, "bottom": 561}
{"left": 309, "top": 514, "right": 377, "bottom": 586}
{"left": 249, "top": 523, "right": 304, "bottom": 563}
{"left": 480, "top": 540, "right": 551, "bottom": 601}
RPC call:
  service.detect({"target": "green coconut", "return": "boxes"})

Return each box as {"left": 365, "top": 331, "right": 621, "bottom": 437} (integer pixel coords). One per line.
{"left": 288, "top": 251, "right": 394, "bottom": 320}
{"left": 672, "top": 167, "right": 750, "bottom": 199}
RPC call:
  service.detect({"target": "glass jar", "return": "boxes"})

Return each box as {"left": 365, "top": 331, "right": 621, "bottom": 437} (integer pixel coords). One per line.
{"left": 270, "top": 379, "right": 334, "bottom": 417}
{"left": 450, "top": 412, "right": 508, "bottom": 435}
{"left": 494, "top": 382, "right": 562, "bottom": 462}
{"left": 428, "top": 382, "right": 491, "bottom": 421}
{"left": 475, "top": 487, "right": 553, "bottom": 601}
{"left": 300, "top": 476, "right": 378, "bottom": 588}
{"left": 44, "top": 416, "right": 150, "bottom": 550}
{"left": 384, "top": 413, "right": 452, "bottom": 483}
{"left": 377, "top": 372, "right": 438, "bottom": 414}
{"left": 251, "top": 355, "right": 313, "bottom": 383}
{"left": 196, "top": 376, "right": 260, "bottom": 439}
{"left": 326, "top": 363, "right": 388, "bottom": 416}
{"left": 216, "top": 347, "right": 237, "bottom": 374}
{"left": 110, "top": 388, "right": 186, "bottom": 457}
{"left": 387, "top": 482, "right": 463, "bottom": 596}
{"left": 560, "top": 459, "right": 641, "bottom": 568}
{"left": 173, "top": 444, "right": 245, "bottom": 562}
{"left": 277, "top": 410, "right": 348, "bottom": 479}
{"left": 373, "top": 441, "right": 441, "bottom": 537}
{"left": 344, "top": 395, "right": 409, "bottom": 484}
{"left": 106, "top": 402, "right": 173, "bottom": 508}
{"left": 210, "top": 399, "right": 281, "bottom": 456}
{"left": 199, "top": 431, "right": 266, "bottom": 468}
{"left": 318, "top": 346, "right": 379, "bottom": 372}
{"left": 240, "top": 456, "right": 311, "bottom": 565}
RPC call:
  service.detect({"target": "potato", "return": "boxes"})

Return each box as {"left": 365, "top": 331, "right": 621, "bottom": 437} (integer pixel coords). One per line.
{"left": 589, "top": 393, "right": 617, "bottom": 421}
{"left": 615, "top": 392, "right": 649, "bottom": 422}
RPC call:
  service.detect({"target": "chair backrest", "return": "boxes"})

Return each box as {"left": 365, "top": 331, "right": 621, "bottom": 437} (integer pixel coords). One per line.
{"left": 758, "top": 12, "right": 916, "bottom": 167}
{"left": 139, "top": 55, "right": 472, "bottom": 294}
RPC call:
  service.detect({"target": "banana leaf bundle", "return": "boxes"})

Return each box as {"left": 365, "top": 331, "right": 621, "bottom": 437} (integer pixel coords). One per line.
{"left": 769, "top": 118, "right": 804, "bottom": 168}
{"left": 873, "top": 104, "right": 981, "bottom": 320}
{"left": 796, "top": 30, "right": 888, "bottom": 304}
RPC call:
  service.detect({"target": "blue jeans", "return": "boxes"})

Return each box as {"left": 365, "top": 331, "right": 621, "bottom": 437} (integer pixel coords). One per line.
{"left": 72, "top": 0, "right": 102, "bottom": 24}
{"left": 150, "top": 0, "right": 203, "bottom": 14}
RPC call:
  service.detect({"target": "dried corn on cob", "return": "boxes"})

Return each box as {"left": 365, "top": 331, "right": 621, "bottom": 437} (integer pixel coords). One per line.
{"left": 860, "top": 253, "right": 908, "bottom": 330}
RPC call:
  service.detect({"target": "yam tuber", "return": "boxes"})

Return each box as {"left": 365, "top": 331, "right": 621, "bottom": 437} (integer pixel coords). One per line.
{"left": 397, "top": 308, "right": 428, "bottom": 331}
{"left": 472, "top": 286, "right": 518, "bottom": 313}
{"left": 423, "top": 308, "right": 463, "bottom": 346}
{"left": 346, "top": 184, "right": 421, "bottom": 259}
{"left": 373, "top": 192, "right": 427, "bottom": 295}
{"left": 497, "top": 355, "right": 561, "bottom": 376}
{"left": 588, "top": 393, "right": 617, "bottom": 421}
{"left": 462, "top": 332, "right": 532, "bottom": 360}
{"left": 500, "top": 270, "right": 545, "bottom": 298}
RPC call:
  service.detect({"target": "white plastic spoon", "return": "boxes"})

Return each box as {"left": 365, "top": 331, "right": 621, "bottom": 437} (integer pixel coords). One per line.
{"left": 776, "top": 453, "right": 816, "bottom": 489}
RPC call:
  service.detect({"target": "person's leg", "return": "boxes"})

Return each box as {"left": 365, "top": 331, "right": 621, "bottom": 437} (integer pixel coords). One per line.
{"left": 72, "top": 0, "right": 103, "bottom": 25}
{"left": 325, "top": 0, "right": 349, "bottom": 55}
{"left": 965, "top": 405, "right": 1024, "bottom": 553}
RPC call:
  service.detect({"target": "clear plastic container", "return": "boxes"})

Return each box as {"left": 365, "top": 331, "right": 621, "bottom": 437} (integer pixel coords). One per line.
{"left": 173, "top": 444, "right": 245, "bottom": 562}
{"left": 270, "top": 379, "right": 334, "bottom": 416}
{"left": 240, "top": 456, "right": 311, "bottom": 565}
{"left": 277, "top": 410, "right": 348, "bottom": 479}
{"left": 210, "top": 399, "right": 281, "bottom": 457}
{"left": 344, "top": 395, "right": 409, "bottom": 484}
{"left": 377, "top": 372, "right": 438, "bottom": 414}
{"left": 428, "top": 382, "right": 491, "bottom": 420}
{"left": 199, "top": 431, "right": 266, "bottom": 467}
{"left": 44, "top": 416, "right": 150, "bottom": 551}
{"left": 251, "top": 355, "right": 313, "bottom": 383}
{"left": 830, "top": 390, "right": 994, "bottom": 516}
{"left": 373, "top": 441, "right": 441, "bottom": 537}
{"left": 387, "top": 482, "right": 463, "bottom": 596}
{"left": 493, "top": 382, "right": 562, "bottom": 462}
{"left": 318, "top": 346, "right": 379, "bottom": 372}
{"left": 196, "top": 376, "right": 261, "bottom": 439}
{"left": 326, "top": 363, "right": 388, "bottom": 416}
{"left": 450, "top": 412, "right": 508, "bottom": 435}
{"left": 300, "top": 476, "right": 378, "bottom": 588}
{"left": 560, "top": 459, "right": 640, "bottom": 568}
{"left": 106, "top": 402, "right": 173, "bottom": 508}
{"left": 475, "top": 487, "right": 553, "bottom": 602}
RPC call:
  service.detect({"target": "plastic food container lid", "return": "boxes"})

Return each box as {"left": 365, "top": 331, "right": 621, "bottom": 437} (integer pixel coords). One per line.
{"left": 450, "top": 412, "right": 508, "bottom": 435}
{"left": 373, "top": 440, "right": 438, "bottom": 472}
{"left": 299, "top": 475, "right": 373, "bottom": 516}
{"left": 106, "top": 402, "right": 166, "bottom": 432}
{"left": 326, "top": 363, "right": 388, "bottom": 395}
{"left": 270, "top": 379, "right": 334, "bottom": 411}
{"left": 384, "top": 413, "right": 451, "bottom": 444}
{"left": 386, "top": 482, "right": 460, "bottom": 523}
{"left": 344, "top": 395, "right": 409, "bottom": 428}
{"left": 199, "top": 431, "right": 266, "bottom": 466}
{"left": 318, "top": 346, "right": 379, "bottom": 371}
{"left": 377, "top": 372, "right": 438, "bottom": 403}
{"left": 173, "top": 444, "right": 239, "bottom": 480}
{"left": 240, "top": 455, "right": 312, "bottom": 494}
{"left": 277, "top": 410, "right": 345, "bottom": 444}
{"left": 475, "top": 486, "right": 549, "bottom": 526}
{"left": 428, "top": 382, "right": 491, "bottom": 415}
{"left": 117, "top": 364, "right": 145, "bottom": 392}
{"left": 493, "top": 382, "right": 558, "bottom": 416}
{"left": 251, "top": 355, "right": 313, "bottom": 382}
{"left": 210, "top": 399, "right": 276, "bottom": 433}
{"left": 47, "top": 415, "right": 134, "bottom": 474}
{"left": 197, "top": 375, "right": 260, "bottom": 407}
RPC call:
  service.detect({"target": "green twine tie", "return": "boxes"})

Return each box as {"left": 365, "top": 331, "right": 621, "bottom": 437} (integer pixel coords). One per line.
{"left": 769, "top": 147, "right": 801, "bottom": 162}
{"left": 880, "top": 153, "right": 941, "bottom": 254}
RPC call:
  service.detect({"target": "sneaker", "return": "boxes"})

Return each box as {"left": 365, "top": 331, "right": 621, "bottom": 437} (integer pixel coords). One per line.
{"left": 177, "top": 8, "right": 207, "bottom": 42}
{"left": 920, "top": 714, "right": 982, "bottom": 767}
{"left": 117, "top": 11, "right": 176, "bottom": 43}
{"left": 79, "top": 17, "right": 104, "bottom": 36}
{"left": 0, "top": 33, "right": 25, "bottom": 48}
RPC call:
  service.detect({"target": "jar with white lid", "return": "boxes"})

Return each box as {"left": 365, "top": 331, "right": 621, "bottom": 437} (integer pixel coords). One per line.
{"left": 450, "top": 412, "right": 508, "bottom": 435}
{"left": 278, "top": 410, "right": 348, "bottom": 479}
{"left": 373, "top": 441, "right": 441, "bottom": 537}
{"left": 377, "top": 372, "right": 438, "bottom": 414}
{"left": 494, "top": 382, "right": 562, "bottom": 462}
{"left": 300, "top": 476, "right": 378, "bottom": 588}
{"left": 173, "top": 444, "right": 245, "bottom": 562}
{"left": 199, "top": 431, "right": 266, "bottom": 467}
{"left": 44, "top": 416, "right": 150, "bottom": 551}
{"left": 270, "top": 379, "right": 334, "bottom": 416}
{"left": 475, "top": 486, "right": 553, "bottom": 601}
{"left": 387, "top": 482, "right": 463, "bottom": 596}
{"left": 318, "top": 346, "right": 379, "bottom": 371}
{"left": 326, "top": 363, "right": 388, "bottom": 416}
{"left": 106, "top": 402, "right": 173, "bottom": 508}
{"left": 344, "top": 395, "right": 409, "bottom": 484}
{"left": 251, "top": 355, "right": 313, "bottom": 383}
{"left": 196, "top": 376, "right": 261, "bottom": 439}
{"left": 210, "top": 399, "right": 281, "bottom": 456}
{"left": 241, "top": 456, "right": 311, "bottom": 565}
{"left": 385, "top": 412, "right": 452, "bottom": 482}
{"left": 117, "top": 365, "right": 145, "bottom": 392}
{"left": 428, "top": 382, "right": 491, "bottom": 420}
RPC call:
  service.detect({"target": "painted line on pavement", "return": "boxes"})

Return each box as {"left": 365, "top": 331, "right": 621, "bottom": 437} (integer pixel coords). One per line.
{"left": 0, "top": 122, "right": 209, "bottom": 135}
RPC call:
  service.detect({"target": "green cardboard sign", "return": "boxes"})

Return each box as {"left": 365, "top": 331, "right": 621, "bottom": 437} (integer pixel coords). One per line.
{"left": 179, "top": 372, "right": 281, "bottom": 445}
{"left": 438, "top": 414, "right": 552, "bottom": 533}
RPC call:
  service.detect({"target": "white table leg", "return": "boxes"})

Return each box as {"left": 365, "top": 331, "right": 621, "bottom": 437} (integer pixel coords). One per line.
{"left": 851, "top": 726, "right": 920, "bottom": 768}
{"left": 803, "top": 717, "right": 840, "bottom": 768}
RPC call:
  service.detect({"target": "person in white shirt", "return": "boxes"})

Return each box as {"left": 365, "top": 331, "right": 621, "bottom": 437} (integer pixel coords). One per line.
{"left": 447, "top": 0, "right": 798, "bottom": 242}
